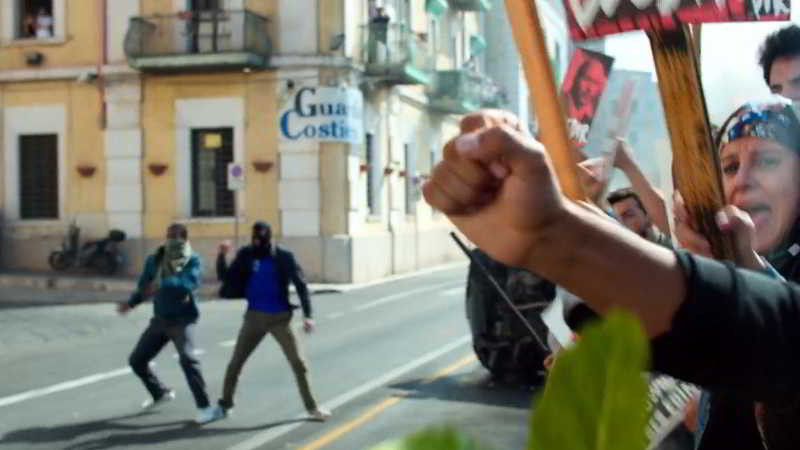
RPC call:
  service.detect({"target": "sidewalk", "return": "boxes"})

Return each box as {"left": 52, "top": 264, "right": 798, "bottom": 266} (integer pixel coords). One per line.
{"left": 0, "top": 271, "right": 349, "bottom": 308}
{"left": 0, "top": 261, "right": 467, "bottom": 307}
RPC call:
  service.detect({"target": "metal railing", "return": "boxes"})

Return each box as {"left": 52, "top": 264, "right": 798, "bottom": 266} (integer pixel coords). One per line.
{"left": 428, "top": 70, "right": 493, "bottom": 112}
{"left": 124, "top": 9, "right": 270, "bottom": 59}
{"left": 448, "top": 0, "right": 492, "bottom": 11}
{"left": 361, "top": 22, "right": 432, "bottom": 78}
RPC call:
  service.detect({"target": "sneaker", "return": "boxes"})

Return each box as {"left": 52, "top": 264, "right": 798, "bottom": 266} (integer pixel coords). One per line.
{"left": 195, "top": 405, "right": 225, "bottom": 424}
{"left": 307, "top": 407, "right": 331, "bottom": 421}
{"left": 141, "top": 389, "right": 175, "bottom": 410}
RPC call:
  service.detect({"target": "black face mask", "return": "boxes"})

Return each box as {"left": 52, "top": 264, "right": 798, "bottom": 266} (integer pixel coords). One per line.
{"left": 252, "top": 236, "right": 271, "bottom": 258}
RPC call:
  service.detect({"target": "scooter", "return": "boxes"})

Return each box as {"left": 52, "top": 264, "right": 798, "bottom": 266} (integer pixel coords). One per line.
{"left": 48, "top": 221, "right": 126, "bottom": 275}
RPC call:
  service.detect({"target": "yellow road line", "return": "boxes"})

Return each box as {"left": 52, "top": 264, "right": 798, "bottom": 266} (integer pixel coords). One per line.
{"left": 298, "top": 353, "right": 477, "bottom": 450}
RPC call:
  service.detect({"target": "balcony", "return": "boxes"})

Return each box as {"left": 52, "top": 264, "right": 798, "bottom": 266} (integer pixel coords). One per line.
{"left": 362, "top": 23, "right": 433, "bottom": 85}
{"left": 124, "top": 9, "right": 271, "bottom": 72}
{"left": 427, "top": 70, "right": 504, "bottom": 114}
{"left": 448, "top": 0, "right": 492, "bottom": 11}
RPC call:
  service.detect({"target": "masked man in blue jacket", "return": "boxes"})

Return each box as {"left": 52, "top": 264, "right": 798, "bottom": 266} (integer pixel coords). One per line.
{"left": 210, "top": 221, "right": 330, "bottom": 422}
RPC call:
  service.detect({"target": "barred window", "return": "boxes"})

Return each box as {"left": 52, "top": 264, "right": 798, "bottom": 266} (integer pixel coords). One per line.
{"left": 19, "top": 133, "right": 58, "bottom": 220}
{"left": 191, "top": 128, "right": 234, "bottom": 217}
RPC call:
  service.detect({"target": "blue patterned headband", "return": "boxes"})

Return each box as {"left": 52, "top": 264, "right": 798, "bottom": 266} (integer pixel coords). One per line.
{"left": 717, "top": 99, "right": 800, "bottom": 153}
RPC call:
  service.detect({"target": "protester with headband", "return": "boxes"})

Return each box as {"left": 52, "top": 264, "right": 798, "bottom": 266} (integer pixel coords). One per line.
{"left": 672, "top": 98, "right": 800, "bottom": 449}
{"left": 423, "top": 109, "right": 800, "bottom": 450}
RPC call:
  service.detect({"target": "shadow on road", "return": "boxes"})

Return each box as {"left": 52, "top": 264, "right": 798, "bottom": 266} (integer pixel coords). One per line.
{"left": 0, "top": 410, "right": 308, "bottom": 450}
{"left": 388, "top": 367, "right": 542, "bottom": 410}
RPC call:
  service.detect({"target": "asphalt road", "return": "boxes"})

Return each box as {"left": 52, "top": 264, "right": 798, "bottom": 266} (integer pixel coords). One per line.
{"left": 0, "top": 266, "right": 536, "bottom": 450}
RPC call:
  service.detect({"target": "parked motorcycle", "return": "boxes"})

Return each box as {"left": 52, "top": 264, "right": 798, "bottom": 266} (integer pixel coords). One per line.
{"left": 48, "top": 221, "right": 126, "bottom": 275}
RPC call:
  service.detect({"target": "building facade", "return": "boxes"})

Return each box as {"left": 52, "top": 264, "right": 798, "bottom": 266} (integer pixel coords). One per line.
{"left": 0, "top": 0, "right": 504, "bottom": 283}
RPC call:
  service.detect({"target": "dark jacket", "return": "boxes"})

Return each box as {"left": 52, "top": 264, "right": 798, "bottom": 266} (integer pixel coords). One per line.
{"left": 217, "top": 245, "right": 312, "bottom": 318}
{"left": 128, "top": 246, "right": 203, "bottom": 324}
{"left": 653, "top": 250, "right": 800, "bottom": 450}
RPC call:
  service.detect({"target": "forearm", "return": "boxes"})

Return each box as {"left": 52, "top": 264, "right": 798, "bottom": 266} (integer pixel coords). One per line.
{"left": 526, "top": 201, "right": 685, "bottom": 337}
{"left": 621, "top": 162, "right": 670, "bottom": 236}
{"left": 216, "top": 253, "right": 228, "bottom": 281}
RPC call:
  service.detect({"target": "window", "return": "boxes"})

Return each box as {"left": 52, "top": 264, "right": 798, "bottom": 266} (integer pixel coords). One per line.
{"left": 366, "top": 133, "right": 378, "bottom": 215}
{"left": 19, "top": 134, "right": 58, "bottom": 220}
{"left": 191, "top": 128, "right": 234, "bottom": 217}
{"left": 16, "top": 0, "right": 53, "bottom": 39}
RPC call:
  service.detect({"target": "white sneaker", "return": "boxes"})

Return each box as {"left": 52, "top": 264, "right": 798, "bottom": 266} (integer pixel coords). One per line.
{"left": 195, "top": 405, "right": 225, "bottom": 424}
{"left": 307, "top": 407, "right": 331, "bottom": 421}
{"left": 141, "top": 390, "right": 175, "bottom": 410}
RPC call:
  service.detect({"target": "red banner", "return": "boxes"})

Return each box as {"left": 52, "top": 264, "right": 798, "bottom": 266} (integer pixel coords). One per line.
{"left": 563, "top": 48, "right": 615, "bottom": 147}
{"left": 564, "top": 0, "right": 790, "bottom": 41}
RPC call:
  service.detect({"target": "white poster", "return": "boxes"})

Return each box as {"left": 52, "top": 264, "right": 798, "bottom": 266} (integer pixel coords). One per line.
{"left": 279, "top": 86, "right": 364, "bottom": 144}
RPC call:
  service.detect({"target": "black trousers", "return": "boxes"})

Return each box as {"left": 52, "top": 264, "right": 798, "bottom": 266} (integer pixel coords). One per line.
{"left": 128, "top": 318, "right": 210, "bottom": 408}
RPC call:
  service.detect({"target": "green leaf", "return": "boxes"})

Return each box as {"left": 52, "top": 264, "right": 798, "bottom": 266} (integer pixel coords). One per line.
{"left": 528, "top": 311, "right": 650, "bottom": 450}
{"left": 368, "top": 425, "right": 489, "bottom": 450}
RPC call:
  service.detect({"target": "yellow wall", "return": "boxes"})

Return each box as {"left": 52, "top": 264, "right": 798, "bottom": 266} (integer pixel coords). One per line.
{"left": 141, "top": 72, "right": 279, "bottom": 239}
{"left": 0, "top": 2, "right": 102, "bottom": 70}
{"left": 1, "top": 81, "right": 105, "bottom": 223}
{"left": 318, "top": 0, "right": 343, "bottom": 57}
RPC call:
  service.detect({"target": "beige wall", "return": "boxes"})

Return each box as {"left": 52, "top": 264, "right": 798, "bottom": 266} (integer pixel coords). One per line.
{"left": 140, "top": 72, "right": 279, "bottom": 239}
{"left": 2, "top": 81, "right": 106, "bottom": 227}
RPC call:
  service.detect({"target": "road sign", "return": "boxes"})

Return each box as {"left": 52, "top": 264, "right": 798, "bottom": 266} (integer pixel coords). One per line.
{"left": 227, "top": 162, "right": 245, "bottom": 191}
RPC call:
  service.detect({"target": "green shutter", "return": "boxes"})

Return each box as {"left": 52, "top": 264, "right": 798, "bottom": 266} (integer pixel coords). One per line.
{"left": 470, "top": 34, "right": 486, "bottom": 56}
{"left": 426, "top": 0, "right": 449, "bottom": 16}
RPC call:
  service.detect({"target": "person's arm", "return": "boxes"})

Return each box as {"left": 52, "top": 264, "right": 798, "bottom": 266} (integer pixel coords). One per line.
{"left": 217, "top": 253, "right": 229, "bottom": 281}
{"left": 160, "top": 256, "right": 203, "bottom": 295}
{"left": 423, "top": 110, "right": 800, "bottom": 395}
{"left": 614, "top": 139, "right": 670, "bottom": 236}
{"left": 288, "top": 253, "right": 312, "bottom": 319}
{"left": 125, "top": 255, "right": 157, "bottom": 309}
{"left": 219, "top": 249, "right": 248, "bottom": 299}
{"left": 651, "top": 250, "right": 800, "bottom": 397}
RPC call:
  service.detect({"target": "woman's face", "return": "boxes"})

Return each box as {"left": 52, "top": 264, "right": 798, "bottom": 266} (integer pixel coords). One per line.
{"left": 721, "top": 136, "right": 800, "bottom": 253}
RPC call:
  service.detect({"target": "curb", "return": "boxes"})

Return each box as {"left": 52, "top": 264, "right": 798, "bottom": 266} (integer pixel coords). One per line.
{"left": 0, "top": 261, "right": 467, "bottom": 307}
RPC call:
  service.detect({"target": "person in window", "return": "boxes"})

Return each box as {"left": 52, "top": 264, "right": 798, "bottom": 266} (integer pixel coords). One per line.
{"left": 35, "top": 7, "right": 53, "bottom": 39}
{"left": 422, "top": 109, "right": 800, "bottom": 450}
{"left": 22, "top": 13, "right": 36, "bottom": 38}
{"left": 368, "top": 7, "right": 391, "bottom": 63}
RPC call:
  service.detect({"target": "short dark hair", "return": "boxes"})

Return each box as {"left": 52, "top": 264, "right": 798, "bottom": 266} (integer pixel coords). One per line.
{"left": 759, "top": 25, "right": 800, "bottom": 85}
{"left": 607, "top": 188, "right": 644, "bottom": 211}
{"left": 252, "top": 221, "right": 271, "bottom": 234}
{"left": 168, "top": 223, "right": 188, "bottom": 239}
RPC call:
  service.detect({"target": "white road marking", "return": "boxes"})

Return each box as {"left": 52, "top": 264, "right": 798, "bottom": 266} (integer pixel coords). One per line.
{"left": 226, "top": 334, "right": 472, "bottom": 450}
{"left": 172, "top": 348, "right": 206, "bottom": 359}
{"left": 353, "top": 281, "right": 463, "bottom": 312}
{"left": 220, "top": 339, "right": 237, "bottom": 348}
{"left": 326, "top": 312, "right": 345, "bottom": 320}
{"left": 0, "top": 367, "right": 132, "bottom": 408}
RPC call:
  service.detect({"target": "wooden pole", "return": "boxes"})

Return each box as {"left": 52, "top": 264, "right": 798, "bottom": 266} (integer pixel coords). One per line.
{"left": 504, "top": 0, "right": 585, "bottom": 201}
{"left": 647, "top": 26, "right": 736, "bottom": 260}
